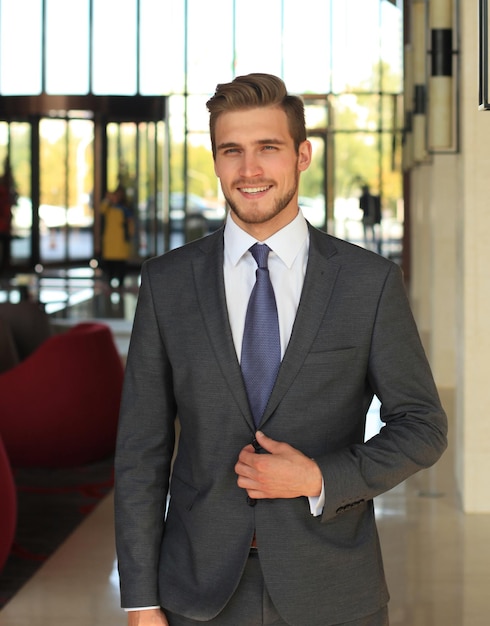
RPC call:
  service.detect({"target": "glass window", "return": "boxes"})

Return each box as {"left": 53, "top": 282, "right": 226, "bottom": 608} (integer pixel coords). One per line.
{"left": 334, "top": 130, "right": 380, "bottom": 199}
{"left": 380, "top": 0, "right": 403, "bottom": 93}
{"left": 0, "top": 0, "right": 42, "bottom": 95}
{"left": 39, "top": 118, "right": 68, "bottom": 262}
{"left": 0, "top": 0, "right": 404, "bottom": 262}
{"left": 186, "top": 95, "right": 212, "bottom": 135}
{"left": 186, "top": 131, "right": 217, "bottom": 199}
{"left": 45, "top": 0, "right": 90, "bottom": 94}
{"left": 328, "top": 93, "right": 376, "bottom": 132}
{"left": 187, "top": 0, "right": 234, "bottom": 93}
{"left": 331, "top": 0, "right": 381, "bottom": 93}
{"left": 92, "top": 0, "right": 137, "bottom": 95}
{"left": 304, "top": 97, "right": 329, "bottom": 131}
{"left": 168, "top": 95, "right": 185, "bottom": 191}
{"left": 4, "top": 122, "right": 32, "bottom": 265}
{"left": 380, "top": 130, "right": 403, "bottom": 215}
{"left": 0, "top": 123, "right": 8, "bottom": 167}
{"left": 283, "top": 0, "right": 332, "bottom": 94}
{"left": 140, "top": 0, "right": 185, "bottom": 95}
{"left": 234, "top": 0, "right": 283, "bottom": 78}
{"left": 67, "top": 119, "right": 94, "bottom": 259}
{"left": 298, "top": 136, "right": 327, "bottom": 230}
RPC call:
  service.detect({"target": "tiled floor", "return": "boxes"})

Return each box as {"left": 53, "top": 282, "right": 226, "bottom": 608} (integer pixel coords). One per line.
{"left": 0, "top": 391, "right": 488, "bottom": 625}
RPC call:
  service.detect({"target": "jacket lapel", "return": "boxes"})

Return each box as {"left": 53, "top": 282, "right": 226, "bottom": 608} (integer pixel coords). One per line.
{"left": 191, "top": 229, "right": 255, "bottom": 429}
{"left": 261, "top": 226, "right": 340, "bottom": 426}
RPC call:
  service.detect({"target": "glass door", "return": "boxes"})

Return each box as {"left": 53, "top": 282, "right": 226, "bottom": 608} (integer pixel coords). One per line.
{"left": 39, "top": 117, "right": 94, "bottom": 265}
{"left": 105, "top": 120, "right": 166, "bottom": 262}
{"left": 1, "top": 94, "right": 167, "bottom": 275}
{"left": 1, "top": 122, "right": 32, "bottom": 269}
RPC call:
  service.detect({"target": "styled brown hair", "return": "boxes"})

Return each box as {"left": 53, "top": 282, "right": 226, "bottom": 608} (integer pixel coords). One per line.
{"left": 206, "top": 73, "right": 307, "bottom": 158}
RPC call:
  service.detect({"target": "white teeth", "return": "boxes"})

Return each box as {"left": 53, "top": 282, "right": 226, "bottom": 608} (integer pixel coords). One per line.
{"left": 241, "top": 186, "right": 269, "bottom": 193}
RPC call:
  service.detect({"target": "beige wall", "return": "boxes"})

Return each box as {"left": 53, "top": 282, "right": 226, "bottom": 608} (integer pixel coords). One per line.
{"left": 458, "top": 0, "right": 490, "bottom": 513}
{"left": 409, "top": 0, "right": 490, "bottom": 512}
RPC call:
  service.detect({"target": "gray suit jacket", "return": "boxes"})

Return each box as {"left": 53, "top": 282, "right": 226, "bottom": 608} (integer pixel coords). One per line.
{"left": 114, "top": 224, "right": 447, "bottom": 626}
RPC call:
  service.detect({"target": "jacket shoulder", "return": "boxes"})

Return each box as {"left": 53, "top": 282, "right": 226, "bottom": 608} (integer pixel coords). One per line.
{"left": 143, "top": 228, "right": 224, "bottom": 275}
{"left": 309, "top": 225, "right": 399, "bottom": 273}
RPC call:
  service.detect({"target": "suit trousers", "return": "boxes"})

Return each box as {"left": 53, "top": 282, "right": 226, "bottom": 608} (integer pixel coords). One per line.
{"left": 164, "top": 551, "right": 389, "bottom": 626}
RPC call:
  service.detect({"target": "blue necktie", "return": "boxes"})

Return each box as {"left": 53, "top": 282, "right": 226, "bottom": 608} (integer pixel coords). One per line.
{"left": 241, "top": 243, "right": 281, "bottom": 427}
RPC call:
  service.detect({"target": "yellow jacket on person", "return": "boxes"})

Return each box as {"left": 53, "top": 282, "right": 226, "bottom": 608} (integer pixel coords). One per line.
{"left": 100, "top": 199, "right": 134, "bottom": 261}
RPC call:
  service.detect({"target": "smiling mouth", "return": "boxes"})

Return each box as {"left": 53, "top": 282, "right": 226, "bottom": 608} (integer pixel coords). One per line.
{"left": 238, "top": 185, "right": 272, "bottom": 194}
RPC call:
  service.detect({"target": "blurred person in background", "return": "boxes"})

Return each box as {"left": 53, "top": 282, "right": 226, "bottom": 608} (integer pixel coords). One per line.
{"left": 100, "top": 184, "right": 134, "bottom": 288}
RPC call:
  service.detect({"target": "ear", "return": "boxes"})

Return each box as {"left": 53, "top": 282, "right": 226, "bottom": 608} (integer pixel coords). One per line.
{"left": 298, "top": 140, "right": 312, "bottom": 172}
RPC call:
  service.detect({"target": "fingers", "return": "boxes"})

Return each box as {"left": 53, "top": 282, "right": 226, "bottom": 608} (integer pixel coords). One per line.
{"left": 234, "top": 435, "right": 287, "bottom": 499}
{"left": 235, "top": 432, "right": 323, "bottom": 499}
{"left": 254, "top": 429, "right": 282, "bottom": 453}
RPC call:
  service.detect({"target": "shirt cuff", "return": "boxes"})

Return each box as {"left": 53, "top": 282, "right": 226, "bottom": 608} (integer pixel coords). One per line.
{"left": 124, "top": 606, "right": 160, "bottom": 611}
{"left": 307, "top": 478, "right": 325, "bottom": 516}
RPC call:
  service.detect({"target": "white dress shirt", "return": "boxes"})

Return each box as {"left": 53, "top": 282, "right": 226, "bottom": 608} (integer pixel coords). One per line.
{"left": 224, "top": 210, "right": 325, "bottom": 516}
{"left": 223, "top": 210, "right": 308, "bottom": 361}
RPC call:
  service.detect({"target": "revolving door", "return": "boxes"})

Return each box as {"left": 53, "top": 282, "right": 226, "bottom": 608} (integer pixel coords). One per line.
{"left": 0, "top": 94, "right": 168, "bottom": 273}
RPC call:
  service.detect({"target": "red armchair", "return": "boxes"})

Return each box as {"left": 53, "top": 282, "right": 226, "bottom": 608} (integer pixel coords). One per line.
{"left": 0, "top": 434, "right": 16, "bottom": 571}
{"left": 0, "top": 322, "right": 124, "bottom": 468}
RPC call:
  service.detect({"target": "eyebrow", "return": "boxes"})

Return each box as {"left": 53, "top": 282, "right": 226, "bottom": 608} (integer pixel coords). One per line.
{"left": 216, "top": 138, "right": 286, "bottom": 151}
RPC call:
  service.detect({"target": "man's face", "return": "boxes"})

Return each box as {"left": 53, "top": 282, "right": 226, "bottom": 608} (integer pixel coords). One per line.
{"left": 213, "top": 106, "right": 311, "bottom": 238}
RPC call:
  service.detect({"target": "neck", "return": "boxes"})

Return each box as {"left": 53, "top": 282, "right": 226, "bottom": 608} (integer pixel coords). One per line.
{"left": 230, "top": 207, "right": 299, "bottom": 241}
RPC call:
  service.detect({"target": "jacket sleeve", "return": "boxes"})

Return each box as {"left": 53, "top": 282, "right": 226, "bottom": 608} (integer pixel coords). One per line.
{"left": 316, "top": 263, "right": 448, "bottom": 521}
{"left": 114, "top": 261, "right": 177, "bottom": 608}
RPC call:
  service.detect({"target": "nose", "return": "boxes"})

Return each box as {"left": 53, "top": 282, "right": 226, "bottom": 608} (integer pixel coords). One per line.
{"left": 239, "top": 152, "right": 263, "bottom": 178}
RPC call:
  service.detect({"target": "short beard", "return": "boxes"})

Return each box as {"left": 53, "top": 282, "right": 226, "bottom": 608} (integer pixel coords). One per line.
{"left": 226, "top": 170, "right": 299, "bottom": 225}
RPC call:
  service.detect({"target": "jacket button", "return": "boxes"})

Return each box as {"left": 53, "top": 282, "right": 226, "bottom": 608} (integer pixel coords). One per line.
{"left": 247, "top": 496, "right": 257, "bottom": 507}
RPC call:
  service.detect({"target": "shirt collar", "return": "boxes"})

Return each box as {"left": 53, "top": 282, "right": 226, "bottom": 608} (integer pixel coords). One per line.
{"left": 224, "top": 209, "right": 309, "bottom": 269}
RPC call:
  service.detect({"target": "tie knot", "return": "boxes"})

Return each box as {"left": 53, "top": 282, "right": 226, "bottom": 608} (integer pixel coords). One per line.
{"left": 250, "top": 243, "right": 271, "bottom": 269}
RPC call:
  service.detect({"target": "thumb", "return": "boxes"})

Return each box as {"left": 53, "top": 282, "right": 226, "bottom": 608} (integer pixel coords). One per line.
{"left": 255, "top": 430, "right": 283, "bottom": 454}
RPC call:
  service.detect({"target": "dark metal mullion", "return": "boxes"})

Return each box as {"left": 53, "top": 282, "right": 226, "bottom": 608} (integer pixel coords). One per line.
{"left": 136, "top": 0, "right": 140, "bottom": 94}
{"left": 153, "top": 121, "right": 159, "bottom": 255}
{"left": 88, "top": 0, "right": 94, "bottom": 94}
{"left": 232, "top": 0, "right": 236, "bottom": 75}
{"left": 134, "top": 122, "right": 140, "bottom": 230}
{"left": 41, "top": 0, "right": 47, "bottom": 93}
{"left": 64, "top": 119, "right": 70, "bottom": 263}
{"left": 183, "top": 0, "right": 189, "bottom": 240}
{"left": 30, "top": 116, "right": 41, "bottom": 267}
{"left": 377, "top": 0, "right": 383, "bottom": 204}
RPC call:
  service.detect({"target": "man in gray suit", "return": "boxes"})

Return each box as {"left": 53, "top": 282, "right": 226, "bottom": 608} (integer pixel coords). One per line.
{"left": 114, "top": 73, "right": 447, "bottom": 626}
